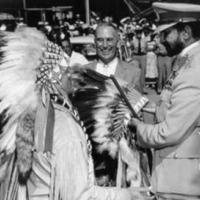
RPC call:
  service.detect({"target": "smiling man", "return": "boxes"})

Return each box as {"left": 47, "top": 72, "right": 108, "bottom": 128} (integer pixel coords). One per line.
{"left": 82, "top": 23, "right": 142, "bottom": 186}
{"left": 95, "top": 23, "right": 118, "bottom": 67}
{"left": 85, "top": 22, "right": 142, "bottom": 92}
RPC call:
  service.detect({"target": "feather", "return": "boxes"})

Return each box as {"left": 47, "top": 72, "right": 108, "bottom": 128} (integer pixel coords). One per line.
{"left": 90, "top": 82, "right": 149, "bottom": 157}
{"left": 70, "top": 69, "right": 148, "bottom": 157}
{"left": 0, "top": 28, "right": 53, "bottom": 157}
{"left": 0, "top": 27, "right": 79, "bottom": 199}
{"left": 69, "top": 67, "right": 150, "bottom": 186}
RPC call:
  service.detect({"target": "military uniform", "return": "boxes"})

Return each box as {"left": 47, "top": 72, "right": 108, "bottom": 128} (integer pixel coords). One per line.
{"left": 133, "top": 2, "right": 200, "bottom": 199}
{"left": 137, "top": 38, "right": 200, "bottom": 200}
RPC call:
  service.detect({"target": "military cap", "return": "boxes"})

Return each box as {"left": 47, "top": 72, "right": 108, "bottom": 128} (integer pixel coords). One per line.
{"left": 153, "top": 2, "right": 200, "bottom": 33}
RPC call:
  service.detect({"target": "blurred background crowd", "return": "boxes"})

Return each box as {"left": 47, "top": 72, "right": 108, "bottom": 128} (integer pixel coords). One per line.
{"left": 0, "top": 0, "right": 197, "bottom": 94}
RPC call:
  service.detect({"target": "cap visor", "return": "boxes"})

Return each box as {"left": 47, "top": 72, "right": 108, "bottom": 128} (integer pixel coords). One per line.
{"left": 154, "top": 22, "right": 177, "bottom": 33}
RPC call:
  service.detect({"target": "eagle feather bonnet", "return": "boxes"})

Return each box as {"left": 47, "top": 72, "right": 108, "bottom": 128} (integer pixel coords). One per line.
{"left": 71, "top": 69, "right": 149, "bottom": 157}
{"left": 70, "top": 68, "right": 150, "bottom": 187}
{"left": 0, "top": 27, "right": 66, "bottom": 182}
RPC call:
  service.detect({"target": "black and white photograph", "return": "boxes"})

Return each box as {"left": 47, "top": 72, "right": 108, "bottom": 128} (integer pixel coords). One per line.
{"left": 0, "top": 0, "right": 200, "bottom": 199}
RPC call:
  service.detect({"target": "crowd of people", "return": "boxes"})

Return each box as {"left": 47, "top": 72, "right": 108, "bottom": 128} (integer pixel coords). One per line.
{"left": 0, "top": 10, "right": 173, "bottom": 95}
{"left": 41, "top": 13, "right": 174, "bottom": 94}
{"left": 1, "top": 1, "right": 200, "bottom": 200}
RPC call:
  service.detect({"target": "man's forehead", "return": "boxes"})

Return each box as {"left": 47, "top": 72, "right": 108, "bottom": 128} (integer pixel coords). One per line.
{"left": 163, "top": 26, "right": 178, "bottom": 35}
{"left": 95, "top": 25, "right": 117, "bottom": 37}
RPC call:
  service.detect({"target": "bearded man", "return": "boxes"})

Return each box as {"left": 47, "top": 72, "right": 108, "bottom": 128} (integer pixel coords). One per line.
{"left": 127, "top": 2, "right": 200, "bottom": 200}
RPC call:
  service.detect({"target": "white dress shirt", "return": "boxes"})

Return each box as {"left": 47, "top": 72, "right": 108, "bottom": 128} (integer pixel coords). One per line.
{"left": 96, "top": 58, "right": 119, "bottom": 77}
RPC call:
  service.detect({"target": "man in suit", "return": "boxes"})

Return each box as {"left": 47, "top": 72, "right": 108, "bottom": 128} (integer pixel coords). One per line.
{"left": 127, "top": 2, "right": 200, "bottom": 200}
{"left": 83, "top": 22, "right": 142, "bottom": 186}
{"left": 85, "top": 22, "right": 142, "bottom": 92}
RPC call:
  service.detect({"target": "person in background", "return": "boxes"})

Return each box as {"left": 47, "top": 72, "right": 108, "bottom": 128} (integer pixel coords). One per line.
{"left": 132, "top": 26, "right": 148, "bottom": 94}
{"left": 86, "top": 22, "right": 141, "bottom": 91}
{"left": 60, "top": 36, "right": 89, "bottom": 68}
{"left": 145, "top": 36, "right": 158, "bottom": 82}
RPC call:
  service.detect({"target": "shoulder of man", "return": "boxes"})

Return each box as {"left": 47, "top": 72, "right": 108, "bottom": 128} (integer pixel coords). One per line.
{"left": 119, "top": 59, "right": 140, "bottom": 71}
{"left": 117, "top": 60, "right": 141, "bottom": 86}
{"left": 118, "top": 59, "right": 141, "bottom": 86}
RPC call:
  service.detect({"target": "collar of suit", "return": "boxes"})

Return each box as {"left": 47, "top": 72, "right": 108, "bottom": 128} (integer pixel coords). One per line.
{"left": 96, "top": 57, "right": 119, "bottom": 76}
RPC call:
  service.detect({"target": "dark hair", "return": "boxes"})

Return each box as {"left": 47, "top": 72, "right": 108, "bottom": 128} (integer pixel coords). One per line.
{"left": 61, "top": 35, "right": 70, "bottom": 43}
{"left": 175, "top": 21, "right": 200, "bottom": 40}
{"left": 57, "top": 35, "right": 71, "bottom": 47}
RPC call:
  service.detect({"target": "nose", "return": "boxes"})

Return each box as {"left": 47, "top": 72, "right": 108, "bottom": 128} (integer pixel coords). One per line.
{"left": 160, "top": 36, "right": 165, "bottom": 44}
{"left": 103, "top": 39, "right": 108, "bottom": 48}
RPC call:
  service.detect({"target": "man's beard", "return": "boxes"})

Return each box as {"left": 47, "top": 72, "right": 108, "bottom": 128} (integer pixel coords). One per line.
{"left": 163, "top": 41, "right": 184, "bottom": 57}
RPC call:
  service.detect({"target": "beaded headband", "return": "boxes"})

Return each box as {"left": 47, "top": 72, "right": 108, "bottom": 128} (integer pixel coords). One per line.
{"left": 36, "top": 41, "right": 67, "bottom": 89}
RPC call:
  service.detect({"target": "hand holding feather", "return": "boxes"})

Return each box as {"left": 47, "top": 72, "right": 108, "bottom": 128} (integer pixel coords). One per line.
{"left": 128, "top": 118, "right": 141, "bottom": 129}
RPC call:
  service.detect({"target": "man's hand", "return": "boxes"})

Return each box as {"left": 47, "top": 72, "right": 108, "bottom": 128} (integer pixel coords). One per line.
{"left": 142, "top": 102, "right": 156, "bottom": 113}
{"left": 128, "top": 117, "right": 141, "bottom": 128}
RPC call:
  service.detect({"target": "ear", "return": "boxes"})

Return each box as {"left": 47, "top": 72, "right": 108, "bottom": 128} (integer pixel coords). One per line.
{"left": 183, "top": 25, "right": 192, "bottom": 40}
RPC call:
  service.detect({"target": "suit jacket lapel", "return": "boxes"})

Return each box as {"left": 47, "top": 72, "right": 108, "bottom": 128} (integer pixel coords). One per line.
{"left": 115, "top": 60, "right": 126, "bottom": 79}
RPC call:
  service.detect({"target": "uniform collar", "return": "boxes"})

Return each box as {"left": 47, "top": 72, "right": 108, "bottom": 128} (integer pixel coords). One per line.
{"left": 180, "top": 40, "right": 200, "bottom": 56}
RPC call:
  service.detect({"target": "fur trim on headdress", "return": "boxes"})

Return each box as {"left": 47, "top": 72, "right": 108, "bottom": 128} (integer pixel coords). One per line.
{"left": 16, "top": 109, "right": 35, "bottom": 183}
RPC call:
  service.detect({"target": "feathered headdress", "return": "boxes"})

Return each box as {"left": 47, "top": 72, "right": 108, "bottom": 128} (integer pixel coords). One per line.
{"left": 0, "top": 27, "right": 68, "bottom": 190}
{"left": 70, "top": 68, "right": 149, "bottom": 187}
{"left": 70, "top": 69, "right": 148, "bottom": 156}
